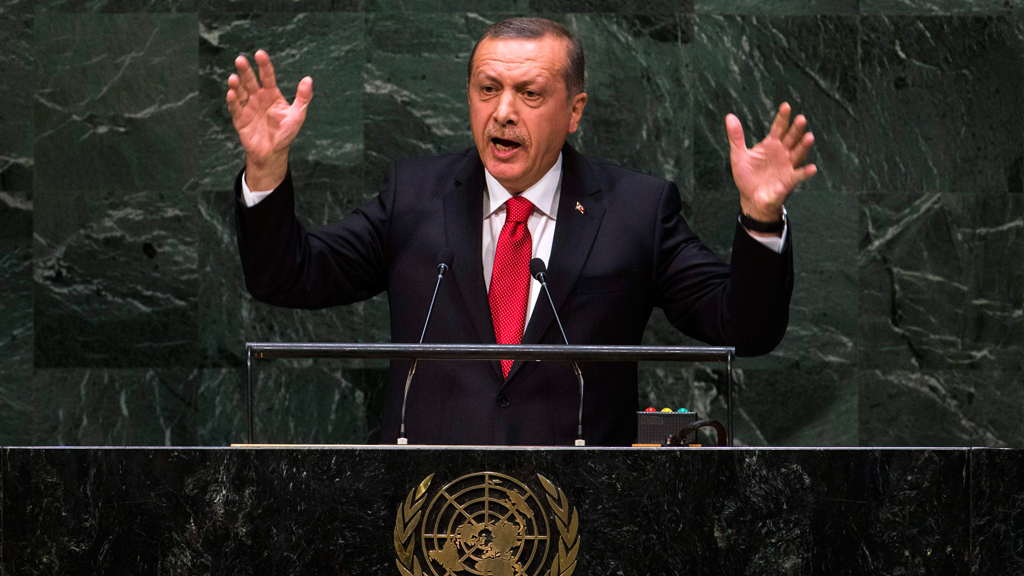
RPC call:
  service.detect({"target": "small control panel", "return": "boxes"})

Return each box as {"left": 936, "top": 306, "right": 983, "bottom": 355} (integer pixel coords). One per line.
{"left": 635, "top": 408, "right": 698, "bottom": 446}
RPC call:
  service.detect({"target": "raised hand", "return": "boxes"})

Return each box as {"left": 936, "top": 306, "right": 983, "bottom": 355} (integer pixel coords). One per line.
{"left": 226, "top": 50, "right": 313, "bottom": 190}
{"left": 726, "top": 102, "right": 817, "bottom": 227}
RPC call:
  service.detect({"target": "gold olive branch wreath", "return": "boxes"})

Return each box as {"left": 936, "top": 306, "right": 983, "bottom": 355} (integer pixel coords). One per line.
{"left": 394, "top": 473, "right": 579, "bottom": 576}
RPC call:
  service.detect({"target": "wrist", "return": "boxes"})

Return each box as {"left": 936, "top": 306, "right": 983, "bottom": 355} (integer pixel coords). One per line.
{"left": 738, "top": 200, "right": 783, "bottom": 223}
{"left": 245, "top": 152, "right": 288, "bottom": 191}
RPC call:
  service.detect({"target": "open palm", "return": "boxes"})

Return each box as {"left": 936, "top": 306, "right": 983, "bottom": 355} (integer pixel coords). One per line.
{"left": 727, "top": 103, "right": 816, "bottom": 223}
{"left": 226, "top": 50, "right": 312, "bottom": 178}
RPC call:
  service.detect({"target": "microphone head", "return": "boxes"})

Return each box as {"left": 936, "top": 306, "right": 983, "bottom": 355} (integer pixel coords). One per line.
{"left": 436, "top": 249, "right": 454, "bottom": 274}
{"left": 529, "top": 258, "right": 547, "bottom": 280}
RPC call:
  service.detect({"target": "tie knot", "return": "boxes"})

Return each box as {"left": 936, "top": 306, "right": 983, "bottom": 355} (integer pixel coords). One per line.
{"left": 505, "top": 196, "right": 534, "bottom": 223}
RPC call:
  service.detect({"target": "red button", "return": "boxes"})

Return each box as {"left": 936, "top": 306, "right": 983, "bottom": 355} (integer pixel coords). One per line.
{"left": 644, "top": 407, "right": 656, "bottom": 412}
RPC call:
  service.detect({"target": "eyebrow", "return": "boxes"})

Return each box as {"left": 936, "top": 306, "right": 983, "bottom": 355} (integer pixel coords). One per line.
{"left": 474, "top": 72, "right": 549, "bottom": 91}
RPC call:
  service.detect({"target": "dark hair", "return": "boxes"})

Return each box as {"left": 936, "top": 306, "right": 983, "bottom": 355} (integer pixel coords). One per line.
{"left": 467, "top": 17, "right": 586, "bottom": 99}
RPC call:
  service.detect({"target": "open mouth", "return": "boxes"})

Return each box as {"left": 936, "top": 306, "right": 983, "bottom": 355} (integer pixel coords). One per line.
{"left": 491, "top": 137, "right": 522, "bottom": 152}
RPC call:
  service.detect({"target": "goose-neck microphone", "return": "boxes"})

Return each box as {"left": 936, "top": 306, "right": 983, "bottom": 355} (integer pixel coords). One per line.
{"left": 529, "top": 258, "right": 586, "bottom": 447}
{"left": 398, "top": 249, "right": 454, "bottom": 445}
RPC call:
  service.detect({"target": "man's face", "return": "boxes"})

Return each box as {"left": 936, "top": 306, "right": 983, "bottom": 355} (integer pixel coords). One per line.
{"left": 469, "top": 35, "right": 587, "bottom": 194}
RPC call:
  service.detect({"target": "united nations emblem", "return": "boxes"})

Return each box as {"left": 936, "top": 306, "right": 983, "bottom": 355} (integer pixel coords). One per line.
{"left": 394, "top": 472, "right": 580, "bottom": 576}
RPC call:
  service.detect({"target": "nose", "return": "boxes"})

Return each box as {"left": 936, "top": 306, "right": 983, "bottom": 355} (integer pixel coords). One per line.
{"left": 494, "top": 90, "right": 518, "bottom": 125}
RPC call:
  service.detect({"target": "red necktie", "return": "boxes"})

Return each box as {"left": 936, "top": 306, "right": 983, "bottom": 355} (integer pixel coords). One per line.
{"left": 489, "top": 195, "right": 534, "bottom": 378}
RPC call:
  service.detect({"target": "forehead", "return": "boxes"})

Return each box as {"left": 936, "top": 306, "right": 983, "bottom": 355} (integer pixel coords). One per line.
{"left": 471, "top": 35, "right": 568, "bottom": 80}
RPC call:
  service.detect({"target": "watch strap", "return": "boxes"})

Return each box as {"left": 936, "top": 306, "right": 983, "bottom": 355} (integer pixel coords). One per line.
{"left": 738, "top": 210, "right": 786, "bottom": 233}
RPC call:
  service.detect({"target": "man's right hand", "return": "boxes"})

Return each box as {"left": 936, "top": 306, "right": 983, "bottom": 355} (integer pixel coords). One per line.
{"left": 226, "top": 50, "right": 313, "bottom": 191}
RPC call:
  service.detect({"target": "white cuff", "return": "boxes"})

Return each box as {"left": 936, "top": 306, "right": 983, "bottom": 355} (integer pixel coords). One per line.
{"left": 241, "top": 171, "right": 276, "bottom": 208}
{"left": 739, "top": 206, "right": 787, "bottom": 254}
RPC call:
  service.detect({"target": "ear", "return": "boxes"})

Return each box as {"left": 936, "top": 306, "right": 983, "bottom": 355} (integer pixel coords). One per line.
{"left": 567, "top": 92, "right": 588, "bottom": 134}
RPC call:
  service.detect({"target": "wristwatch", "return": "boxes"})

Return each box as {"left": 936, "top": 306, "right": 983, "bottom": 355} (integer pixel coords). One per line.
{"left": 738, "top": 209, "right": 786, "bottom": 234}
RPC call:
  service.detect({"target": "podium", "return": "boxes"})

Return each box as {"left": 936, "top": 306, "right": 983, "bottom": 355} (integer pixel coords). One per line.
{"left": 3, "top": 446, "right": 1021, "bottom": 574}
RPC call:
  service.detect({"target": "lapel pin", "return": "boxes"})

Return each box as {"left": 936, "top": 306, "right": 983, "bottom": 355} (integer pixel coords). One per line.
{"left": 575, "top": 202, "right": 585, "bottom": 214}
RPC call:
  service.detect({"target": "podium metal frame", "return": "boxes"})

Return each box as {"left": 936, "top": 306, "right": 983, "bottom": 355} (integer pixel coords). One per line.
{"left": 245, "top": 343, "right": 736, "bottom": 446}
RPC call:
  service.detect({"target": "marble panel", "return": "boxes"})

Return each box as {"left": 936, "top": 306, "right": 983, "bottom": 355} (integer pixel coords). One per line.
{"left": 858, "top": 193, "right": 1023, "bottom": 370}
{"left": 857, "top": 15, "right": 1024, "bottom": 193}
{"left": 638, "top": 364, "right": 858, "bottom": 447}
{"left": 862, "top": 0, "right": 1017, "bottom": 14}
{"left": 3, "top": 448, "right": 255, "bottom": 572}
{"left": 0, "top": 192, "right": 33, "bottom": 446}
{"left": 363, "top": 12, "right": 486, "bottom": 188}
{"left": 692, "top": 15, "right": 861, "bottom": 196}
{"left": 0, "top": 6, "right": 34, "bottom": 192}
{"left": 696, "top": 0, "right": 858, "bottom": 13}
{"left": 859, "top": 369, "right": 1023, "bottom": 447}
{"left": 32, "top": 0, "right": 195, "bottom": 11}
{"left": 198, "top": 0, "right": 361, "bottom": 11}
{"left": 32, "top": 13, "right": 198, "bottom": 194}
{"left": 34, "top": 191, "right": 201, "bottom": 367}
{"left": 198, "top": 13, "right": 365, "bottom": 192}
{"left": 196, "top": 364, "right": 388, "bottom": 445}
{"left": 971, "top": 448, "right": 1024, "bottom": 575}
{"left": 530, "top": 0, "right": 693, "bottom": 13}
{"left": 1, "top": 448, "right": 971, "bottom": 574}
{"left": 568, "top": 14, "right": 694, "bottom": 190}
{"left": 367, "top": 0, "right": 525, "bottom": 11}
{"left": 17, "top": 369, "right": 199, "bottom": 446}
{"left": 197, "top": 185, "right": 389, "bottom": 369}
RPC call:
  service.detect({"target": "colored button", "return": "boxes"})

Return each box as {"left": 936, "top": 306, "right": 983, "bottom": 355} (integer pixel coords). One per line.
{"left": 644, "top": 407, "right": 656, "bottom": 412}
{"left": 497, "top": 394, "right": 510, "bottom": 408}
{"left": 677, "top": 408, "right": 689, "bottom": 413}
{"left": 661, "top": 408, "right": 672, "bottom": 412}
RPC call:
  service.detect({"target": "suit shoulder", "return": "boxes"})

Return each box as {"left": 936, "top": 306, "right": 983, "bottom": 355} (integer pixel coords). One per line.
{"left": 387, "top": 148, "right": 475, "bottom": 200}
{"left": 582, "top": 154, "right": 675, "bottom": 199}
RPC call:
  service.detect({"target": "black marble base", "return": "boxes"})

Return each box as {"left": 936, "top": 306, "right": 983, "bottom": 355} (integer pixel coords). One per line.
{"left": 3, "top": 447, "right": 1021, "bottom": 575}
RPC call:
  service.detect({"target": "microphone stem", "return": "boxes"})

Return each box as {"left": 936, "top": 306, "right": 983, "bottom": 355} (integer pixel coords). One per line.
{"left": 419, "top": 271, "right": 445, "bottom": 344}
{"left": 540, "top": 278, "right": 585, "bottom": 446}
{"left": 541, "top": 278, "right": 570, "bottom": 347}
{"left": 400, "top": 267, "right": 446, "bottom": 445}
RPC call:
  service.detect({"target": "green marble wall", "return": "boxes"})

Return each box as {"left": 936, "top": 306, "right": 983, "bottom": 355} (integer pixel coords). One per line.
{"left": 0, "top": 0, "right": 1020, "bottom": 448}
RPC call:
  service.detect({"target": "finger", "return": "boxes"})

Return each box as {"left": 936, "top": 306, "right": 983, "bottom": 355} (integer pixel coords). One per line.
{"left": 791, "top": 163, "right": 817, "bottom": 186}
{"left": 255, "top": 49, "right": 277, "bottom": 91}
{"left": 790, "top": 132, "right": 815, "bottom": 166}
{"left": 228, "top": 74, "right": 249, "bottom": 103}
{"left": 725, "top": 113, "right": 747, "bottom": 153}
{"left": 226, "top": 87, "right": 241, "bottom": 118}
{"left": 781, "top": 114, "right": 806, "bottom": 149}
{"left": 291, "top": 76, "right": 314, "bottom": 112}
{"left": 768, "top": 102, "right": 791, "bottom": 139}
{"left": 235, "top": 54, "right": 261, "bottom": 95}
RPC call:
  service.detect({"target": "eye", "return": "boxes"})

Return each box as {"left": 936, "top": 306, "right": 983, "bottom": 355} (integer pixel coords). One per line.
{"left": 524, "top": 90, "right": 540, "bottom": 98}
{"left": 481, "top": 85, "right": 497, "bottom": 94}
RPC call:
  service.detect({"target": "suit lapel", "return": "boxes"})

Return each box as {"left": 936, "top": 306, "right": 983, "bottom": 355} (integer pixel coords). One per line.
{"left": 504, "top": 145, "right": 606, "bottom": 385}
{"left": 444, "top": 150, "right": 504, "bottom": 381}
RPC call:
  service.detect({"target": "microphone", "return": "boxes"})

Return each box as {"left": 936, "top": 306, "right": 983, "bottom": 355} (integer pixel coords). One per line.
{"left": 398, "top": 249, "right": 454, "bottom": 445}
{"left": 529, "top": 258, "right": 586, "bottom": 447}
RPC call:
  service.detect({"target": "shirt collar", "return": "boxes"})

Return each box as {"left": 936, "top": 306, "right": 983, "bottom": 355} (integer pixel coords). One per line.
{"left": 483, "top": 152, "right": 562, "bottom": 220}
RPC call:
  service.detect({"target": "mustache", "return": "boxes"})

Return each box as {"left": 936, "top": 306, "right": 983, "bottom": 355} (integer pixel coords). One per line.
{"left": 486, "top": 125, "right": 527, "bottom": 144}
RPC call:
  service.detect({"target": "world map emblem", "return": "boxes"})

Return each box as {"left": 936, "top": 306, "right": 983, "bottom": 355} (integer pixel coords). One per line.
{"left": 394, "top": 472, "right": 580, "bottom": 576}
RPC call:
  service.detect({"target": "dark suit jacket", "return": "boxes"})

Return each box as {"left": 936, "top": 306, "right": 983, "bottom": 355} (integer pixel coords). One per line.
{"left": 234, "top": 143, "right": 793, "bottom": 446}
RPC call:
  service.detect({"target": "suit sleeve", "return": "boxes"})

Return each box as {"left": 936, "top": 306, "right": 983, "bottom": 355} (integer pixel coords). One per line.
{"left": 652, "top": 181, "right": 793, "bottom": 356}
{"left": 233, "top": 163, "right": 395, "bottom": 309}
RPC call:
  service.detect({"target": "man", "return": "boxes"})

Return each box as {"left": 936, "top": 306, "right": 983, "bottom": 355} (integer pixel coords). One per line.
{"left": 226, "top": 18, "right": 816, "bottom": 446}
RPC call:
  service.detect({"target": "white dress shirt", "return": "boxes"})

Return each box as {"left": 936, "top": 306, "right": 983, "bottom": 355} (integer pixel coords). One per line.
{"left": 241, "top": 156, "right": 787, "bottom": 329}
{"left": 481, "top": 153, "right": 562, "bottom": 325}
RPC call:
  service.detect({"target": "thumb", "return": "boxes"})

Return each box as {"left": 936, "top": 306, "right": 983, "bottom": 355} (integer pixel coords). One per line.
{"left": 725, "top": 113, "right": 747, "bottom": 154}
{"left": 292, "top": 76, "right": 313, "bottom": 111}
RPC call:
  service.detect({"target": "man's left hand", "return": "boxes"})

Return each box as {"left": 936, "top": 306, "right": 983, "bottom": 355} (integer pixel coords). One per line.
{"left": 726, "top": 102, "right": 817, "bottom": 226}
